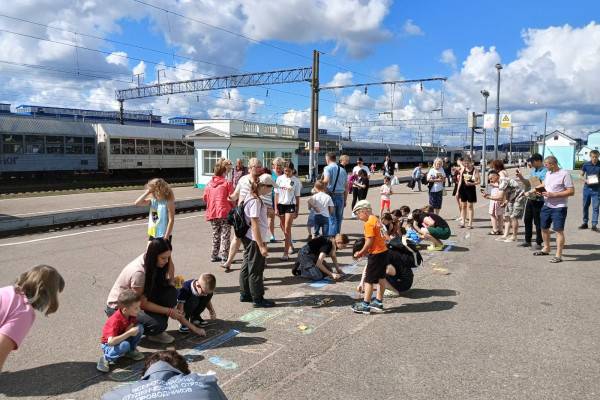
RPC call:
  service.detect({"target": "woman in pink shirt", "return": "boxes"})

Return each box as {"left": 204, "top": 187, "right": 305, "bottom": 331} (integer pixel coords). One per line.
{"left": 0, "top": 265, "right": 64, "bottom": 371}
{"left": 203, "top": 158, "right": 234, "bottom": 264}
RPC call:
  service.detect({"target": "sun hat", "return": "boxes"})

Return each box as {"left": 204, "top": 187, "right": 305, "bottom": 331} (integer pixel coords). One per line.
{"left": 258, "top": 173, "right": 278, "bottom": 188}
{"left": 352, "top": 199, "right": 372, "bottom": 213}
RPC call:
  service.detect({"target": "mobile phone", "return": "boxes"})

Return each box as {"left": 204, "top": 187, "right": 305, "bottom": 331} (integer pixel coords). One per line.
{"left": 479, "top": 188, "right": 485, "bottom": 193}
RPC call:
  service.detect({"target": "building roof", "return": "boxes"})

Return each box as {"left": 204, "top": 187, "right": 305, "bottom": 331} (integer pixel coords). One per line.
{"left": 96, "top": 123, "right": 192, "bottom": 140}
{"left": 0, "top": 114, "right": 96, "bottom": 136}
{"left": 544, "top": 130, "right": 577, "bottom": 144}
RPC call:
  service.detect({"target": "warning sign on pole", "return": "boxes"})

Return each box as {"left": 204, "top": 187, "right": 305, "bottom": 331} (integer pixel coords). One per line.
{"left": 483, "top": 114, "right": 495, "bottom": 129}
{"left": 315, "top": 141, "right": 320, "bottom": 151}
{"left": 500, "top": 113, "right": 512, "bottom": 129}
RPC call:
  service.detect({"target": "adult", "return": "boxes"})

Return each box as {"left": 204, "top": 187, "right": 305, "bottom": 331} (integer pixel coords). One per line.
{"left": 293, "top": 234, "right": 349, "bottom": 281}
{"left": 352, "top": 157, "right": 370, "bottom": 177}
{"left": 580, "top": 149, "right": 600, "bottom": 231}
{"left": 451, "top": 158, "right": 464, "bottom": 221}
{"left": 240, "top": 174, "right": 277, "bottom": 307}
{"left": 232, "top": 158, "right": 247, "bottom": 188}
{"left": 275, "top": 161, "right": 302, "bottom": 261}
{"left": 427, "top": 158, "right": 446, "bottom": 214}
{"left": 101, "top": 350, "right": 228, "bottom": 400}
{"left": 443, "top": 157, "right": 452, "bottom": 187}
{"left": 221, "top": 158, "right": 263, "bottom": 270}
{"left": 411, "top": 163, "right": 423, "bottom": 192}
{"left": 269, "top": 157, "right": 285, "bottom": 242}
{"left": 517, "top": 154, "right": 547, "bottom": 249}
{"left": 394, "top": 162, "right": 399, "bottom": 174}
{"left": 106, "top": 238, "right": 203, "bottom": 344}
{"left": 135, "top": 178, "right": 176, "bottom": 242}
{"left": 456, "top": 157, "right": 480, "bottom": 229}
{"left": 411, "top": 209, "right": 451, "bottom": 251}
{"left": 354, "top": 169, "right": 370, "bottom": 202}
{"left": 383, "top": 155, "right": 393, "bottom": 178}
{"left": 0, "top": 265, "right": 64, "bottom": 371}
{"left": 533, "top": 156, "right": 575, "bottom": 263}
{"left": 203, "top": 159, "right": 234, "bottom": 263}
{"left": 322, "top": 152, "right": 348, "bottom": 236}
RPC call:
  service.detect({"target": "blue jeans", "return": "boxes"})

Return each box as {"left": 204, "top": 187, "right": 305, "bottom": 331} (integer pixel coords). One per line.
{"left": 313, "top": 214, "right": 329, "bottom": 236}
{"left": 101, "top": 324, "right": 144, "bottom": 362}
{"left": 328, "top": 193, "right": 345, "bottom": 236}
{"left": 583, "top": 185, "right": 600, "bottom": 225}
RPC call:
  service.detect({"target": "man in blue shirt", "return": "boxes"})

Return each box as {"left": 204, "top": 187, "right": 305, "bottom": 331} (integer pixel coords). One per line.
{"left": 517, "top": 153, "right": 547, "bottom": 249}
{"left": 580, "top": 149, "right": 600, "bottom": 231}
{"left": 322, "top": 152, "right": 348, "bottom": 236}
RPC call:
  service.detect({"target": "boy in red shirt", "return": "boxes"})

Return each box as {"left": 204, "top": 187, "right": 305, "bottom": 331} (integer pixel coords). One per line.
{"left": 97, "top": 289, "right": 144, "bottom": 372}
{"left": 352, "top": 200, "right": 389, "bottom": 314}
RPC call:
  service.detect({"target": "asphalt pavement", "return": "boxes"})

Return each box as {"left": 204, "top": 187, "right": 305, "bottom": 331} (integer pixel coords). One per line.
{"left": 1, "top": 173, "right": 599, "bottom": 400}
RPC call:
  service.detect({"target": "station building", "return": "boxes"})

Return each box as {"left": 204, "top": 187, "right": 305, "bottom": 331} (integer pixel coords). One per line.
{"left": 542, "top": 130, "right": 576, "bottom": 170}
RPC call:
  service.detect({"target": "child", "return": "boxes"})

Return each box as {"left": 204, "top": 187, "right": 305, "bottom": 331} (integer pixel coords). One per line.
{"left": 134, "top": 178, "right": 176, "bottom": 242}
{"left": 97, "top": 289, "right": 144, "bottom": 372}
{"left": 351, "top": 200, "right": 389, "bottom": 314}
{"left": 380, "top": 176, "right": 393, "bottom": 216}
{"left": 411, "top": 209, "right": 451, "bottom": 251}
{"left": 293, "top": 234, "right": 349, "bottom": 281}
{"left": 275, "top": 161, "right": 302, "bottom": 260}
{"left": 485, "top": 170, "right": 504, "bottom": 235}
{"left": 176, "top": 273, "right": 216, "bottom": 333}
{"left": 307, "top": 181, "right": 334, "bottom": 237}
{"left": 381, "top": 213, "right": 397, "bottom": 239}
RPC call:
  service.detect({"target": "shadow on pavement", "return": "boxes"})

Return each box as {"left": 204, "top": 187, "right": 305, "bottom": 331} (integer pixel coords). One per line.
{"left": 271, "top": 293, "right": 355, "bottom": 309}
{"left": 564, "top": 243, "right": 600, "bottom": 251}
{"left": 401, "top": 288, "right": 459, "bottom": 299}
{"left": 385, "top": 300, "right": 457, "bottom": 314}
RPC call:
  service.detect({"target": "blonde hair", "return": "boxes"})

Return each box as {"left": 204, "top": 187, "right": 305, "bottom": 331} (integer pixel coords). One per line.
{"left": 339, "top": 154, "right": 350, "bottom": 164}
{"left": 213, "top": 158, "right": 228, "bottom": 176}
{"left": 14, "top": 265, "right": 65, "bottom": 316}
{"left": 147, "top": 178, "right": 174, "bottom": 201}
{"left": 314, "top": 180, "right": 325, "bottom": 192}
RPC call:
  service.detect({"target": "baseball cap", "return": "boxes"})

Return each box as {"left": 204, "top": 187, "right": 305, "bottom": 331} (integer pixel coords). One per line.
{"left": 352, "top": 200, "right": 372, "bottom": 213}
{"left": 258, "top": 173, "right": 278, "bottom": 188}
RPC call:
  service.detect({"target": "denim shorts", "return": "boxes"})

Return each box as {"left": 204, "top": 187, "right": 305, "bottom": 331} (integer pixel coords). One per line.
{"left": 540, "top": 205, "right": 568, "bottom": 231}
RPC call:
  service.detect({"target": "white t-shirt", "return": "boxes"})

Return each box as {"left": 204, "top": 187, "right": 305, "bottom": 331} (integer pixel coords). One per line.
{"left": 353, "top": 165, "right": 370, "bottom": 176}
{"left": 244, "top": 194, "right": 269, "bottom": 242}
{"left": 276, "top": 175, "right": 302, "bottom": 205}
{"left": 310, "top": 191, "right": 334, "bottom": 217}
{"left": 236, "top": 175, "right": 252, "bottom": 205}
{"left": 380, "top": 184, "right": 391, "bottom": 200}
{"left": 427, "top": 168, "right": 446, "bottom": 193}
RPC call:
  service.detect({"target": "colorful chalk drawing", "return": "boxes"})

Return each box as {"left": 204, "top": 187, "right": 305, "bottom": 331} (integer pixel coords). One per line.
{"left": 309, "top": 278, "right": 333, "bottom": 288}
{"left": 108, "top": 361, "right": 144, "bottom": 382}
{"left": 239, "top": 309, "right": 284, "bottom": 327}
{"left": 297, "top": 323, "right": 314, "bottom": 334}
{"left": 208, "top": 356, "right": 239, "bottom": 370}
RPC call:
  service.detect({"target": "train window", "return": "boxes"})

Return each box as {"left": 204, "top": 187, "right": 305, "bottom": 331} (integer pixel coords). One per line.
{"left": 46, "top": 136, "right": 64, "bottom": 154}
{"left": 281, "top": 151, "right": 292, "bottom": 161}
{"left": 163, "top": 141, "right": 175, "bottom": 155}
{"left": 122, "top": 139, "right": 135, "bottom": 154}
{"left": 110, "top": 138, "right": 121, "bottom": 154}
{"left": 135, "top": 139, "right": 150, "bottom": 155}
{"left": 186, "top": 141, "right": 194, "bottom": 155}
{"left": 263, "top": 151, "right": 276, "bottom": 167}
{"left": 175, "top": 141, "right": 188, "bottom": 155}
{"left": 150, "top": 140, "right": 162, "bottom": 155}
{"left": 2, "top": 134, "right": 23, "bottom": 154}
{"left": 65, "top": 136, "right": 83, "bottom": 154}
{"left": 84, "top": 137, "right": 95, "bottom": 154}
{"left": 202, "top": 150, "right": 223, "bottom": 175}
{"left": 25, "top": 135, "right": 44, "bottom": 154}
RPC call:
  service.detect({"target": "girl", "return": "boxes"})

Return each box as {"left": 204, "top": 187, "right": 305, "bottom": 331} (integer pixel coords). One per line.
{"left": 381, "top": 212, "right": 399, "bottom": 239}
{"left": 486, "top": 170, "right": 504, "bottom": 235}
{"left": 457, "top": 157, "right": 480, "bottom": 229}
{"left": 135, "top": 178, "right": 176, "bottom": 242}
{"left": 203, "top": 159, "right": 234, "bottom": 263}
{"left": 380, "top": 176, "right": 393, "bottom": 216}
{"left": 427, "top": 158, "right": 446, "bottom": 214}
{"left": 354, "top": 169, "right": 370, "bottom": 202}
{"left": 269, "top": 157, "right": 285, "bottom": 243}
{"left": 275, "top": 161, "right": 302, "bottom": 261}
{"left": 0, "top": 265, "right": 64, "bottom": 371}
{"left": 293, "top": 234, "right": 349, "bottom": 281}
{"left": 240, "top": 174, "right": 277, "bottom": 308}
{"left": 411, "top": 209, "right": 451, "bottom": 251}
{"left": 106, "top": 238, "right": 204, "bottom": 344}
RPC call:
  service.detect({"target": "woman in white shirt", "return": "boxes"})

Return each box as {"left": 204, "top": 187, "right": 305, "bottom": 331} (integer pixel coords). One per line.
{"left": 427, "top": 158, "right": 447, "bottom": 214}
{"left": 275, "top": 161, "right": 302, "bottom": 261}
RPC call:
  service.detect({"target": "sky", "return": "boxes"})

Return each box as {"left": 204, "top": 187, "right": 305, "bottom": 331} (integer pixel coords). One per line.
{"left": 0, "top": 0, "right": 599, "bottom": 146}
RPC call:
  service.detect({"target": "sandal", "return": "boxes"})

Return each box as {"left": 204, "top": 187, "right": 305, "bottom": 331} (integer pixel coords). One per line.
{"left": 220, "top": 263, "right": 231, "bottom": 272}
{"left": 549, "top": 257, "right": 562, "bottom": 263}
{"left": 533, "top": 251, "right": 549, "bottom": 256}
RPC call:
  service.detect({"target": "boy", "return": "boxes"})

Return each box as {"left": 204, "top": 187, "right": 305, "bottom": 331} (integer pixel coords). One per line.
{"left": 308, "top": 181, "right": 334, "bottom": 237}
{"left": 176, "top": 273, "right": 216, "bottom": 333}
{"left": 351, "top": 200, "right": 389, "bottom": 314}
{"left": 97, "top": 289, "right": 144, "bottom": 372}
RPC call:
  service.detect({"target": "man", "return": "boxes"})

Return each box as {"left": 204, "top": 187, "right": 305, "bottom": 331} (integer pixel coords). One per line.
{"left": 322, "top": 152, "right": 348, "bottom": 236}
{"left": 383, "top": 155, "right": 393, "bottom": 178}
{"left": 517, "top": 154, "right": 547, "bottom": 249}
{"left": 533, "top": 156, "right": 575, "bottom": 263}
{"left": 580, "top": 149, "right": 600, "bottom": 231}
{"left": 352, "top": 157, "right": 370, "bottom": 177}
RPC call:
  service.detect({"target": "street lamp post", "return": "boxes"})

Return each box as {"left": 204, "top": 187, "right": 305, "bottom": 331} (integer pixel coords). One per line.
{"left": 494, "top": 63, "right": 502, "bottom": 160}
{"left": 481, "top": 90, "right": 490, "bottom": 187}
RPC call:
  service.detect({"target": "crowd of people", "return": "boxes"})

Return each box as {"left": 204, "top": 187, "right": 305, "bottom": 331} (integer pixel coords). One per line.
{"left": 1, "top": 149, "right": 597, "bottom": 398}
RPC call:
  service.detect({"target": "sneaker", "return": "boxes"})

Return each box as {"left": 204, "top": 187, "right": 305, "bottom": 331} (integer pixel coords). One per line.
{"left": 578, "top": 223, "right": 589, "bottom": 229}
{"left": 280, "top": 254, "right": 289, "bottom": 261}
{"left": 518, "top": 242, "right": 531, "bottom": 247}
{"left": 503, "top": 237, "right": 516, "bottom": 243}
{"left": 270, "top": 236, "right": 276, "bottom": 243}
{"left": 211, "top": 256, "right": 222, "bottom": 262}
{"left": 178, "top": 324, "right": 190, "bottom": 333}
{"left": 192, "top": 319, "right": 209, "bottom": 327}
{"left": 426, "top": 244, "right": 444, "bottom": 251}
{"left": 240, "top": 294, "right": 253, "bottom": 303}
{"left": 96, "top": 356, "right": 110, "bottom": 373}
{"left": 592, "top": 225, "right": 599, "bottom": 232}
{"left": 125, "top": 350, "right": 145, "bottom": 361}
{"left": 370, "top": 300, "right": 384, "bottom": 312}
{"left": 147, "top": 332, "right": 174, "bottom": 344}
{"left": 352, "top": 301, "right": 371, "bottom": 314}
{"left": 253, "top": 298, "right": 275, "bottom": 308}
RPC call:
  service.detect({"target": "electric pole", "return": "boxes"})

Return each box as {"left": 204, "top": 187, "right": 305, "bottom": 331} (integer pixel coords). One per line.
{"left": 309, "top": 49, "right": 320, "bottom": 182}
{"left": 494, "top": 63, "right": 502, "bottom": 159}
{"left": 481, "top": 89, "right": 490, "bottom": 187}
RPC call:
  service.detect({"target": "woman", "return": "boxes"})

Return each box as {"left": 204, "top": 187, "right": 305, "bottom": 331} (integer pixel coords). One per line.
{"left": 268, "top": 158, "right": 285, "bottom": 243}
{"left": 427, "top": 158, "right": 446, "bottom": 214}
{"left": 452, "top": 158, "right": 464, "bottom": 221}
{"left": 240, "top": 174, "right": 277, "bottom": 308}
{"left": 354, "top": 169, "right": 369, "bottom": 201}
{"left": 135, "top": 178, "right": 176, "bottom": 242}
{"left": 412, "top": 209, "right": 451, "bottom": 251}
{"left": 0, "top": 265, "right": 64, "bottom": 371}
{"left": 105, "top": 238, "right": 204, "bottom": 344}
{"left": 204, "top": 159, "right": 234, "bottom": 263}
{"left": 275, "top": 161, "right": 302, "bottom": 261}
{"left": 457, "top": 157, "right": 480, "bottom": 228}
{"left": 232, "top": 158, "right": 247, "bottom": 188}
{"left": 293, "top": 234, "right": 349, "bottom": 281}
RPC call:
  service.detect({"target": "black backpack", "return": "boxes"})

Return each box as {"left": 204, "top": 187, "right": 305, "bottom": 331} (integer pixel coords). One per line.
{"left": 227, "top": 201, "right": 250, "bottom": 238}
{"left": 387, "top": 236, "right": 423, "bottom": 268}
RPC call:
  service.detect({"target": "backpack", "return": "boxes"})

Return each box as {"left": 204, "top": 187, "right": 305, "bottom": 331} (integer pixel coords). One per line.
{"left": 227, "top": 201, "right": 250, "bottom": 238}
{"left": 387, "top": 236, "right": 423, "bottom": 268}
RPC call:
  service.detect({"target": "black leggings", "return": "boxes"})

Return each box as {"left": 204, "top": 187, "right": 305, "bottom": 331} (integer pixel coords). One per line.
{"left": 351, "top": 188, "right": 359, "bottom": 210}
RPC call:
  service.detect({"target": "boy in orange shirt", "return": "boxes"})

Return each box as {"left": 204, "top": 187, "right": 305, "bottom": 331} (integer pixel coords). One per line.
{"left": 351, "top": 200, "right": 389, "bottom": 314}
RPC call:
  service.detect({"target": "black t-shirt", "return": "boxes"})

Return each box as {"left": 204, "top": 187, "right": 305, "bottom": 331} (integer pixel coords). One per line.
{"left": 416, "top": 212, "right": 449, "bottom": 230}
{"left": 307, "top": 236, "right": 333, "bottom": 256}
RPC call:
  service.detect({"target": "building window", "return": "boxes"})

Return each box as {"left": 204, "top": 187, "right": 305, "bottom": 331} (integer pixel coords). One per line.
{"left": 25, "top": 135, "right": 45, "bottom": 154}
{"left": 110, "top": 138, "right": 121, "bottom": 154}
{"left": 241, "top": 151, "right": 257, "bottom": 164}
{"left": 263, "top": 151, "right": 277, "bottom": 167}
{"left": 65, "top": 136, "right": 83, "bottom": 154}
{"left": 163, "top": 141, "right": 175, "bottom": 155}
{"left": 203, "top": 150, "right": 223, "bottom": 175}
{"left": 2, "top": 134, "right": 23, "bottom": 154}
{"left": 46, "top": 136, "right": 64, "bottom": 154}
{"left": 84, "top": 137, "right": 95, "bottom": 154}
{"left": 135, "top": 139, "right": 150, "bottom": 155}
{"left": 150, "top": 140, "right": 162, "bottom": 155}
{"left": 281, "top": 151, "right": 292, "bottom": 162}
{"left": 122, "top": 139, "right": 135, "bottom": 154}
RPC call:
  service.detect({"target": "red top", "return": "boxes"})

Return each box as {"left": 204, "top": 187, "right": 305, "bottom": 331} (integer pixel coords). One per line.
{"left": 203, "top": 175, "right": 234, "bottom": 220}
{"left": 101, "top": 310, "right": 136, "bottom": 344}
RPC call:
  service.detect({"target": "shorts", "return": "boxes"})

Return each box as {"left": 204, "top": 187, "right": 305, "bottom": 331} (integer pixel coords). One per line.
{"left": 364, "top": 250, "right": 389, "bottom": 284}
{"left": 488, "top": 200, "right": 504, "bottom": 217}
{"left": 505, "top": 197, "right": 525, "bottom": 219}
{"left": 307, "top": 211, "right": 316, "bottom": 227}
{"left": 540, "top": 205, "right": 568, "bottom": 231}
{"left": 427, "top": 226, "right": 451, "bottom": 240}
{"left": 380, "top": 198, "right": 391, "bottom": 210}
{"left": 458, "top": 186, "right": 477, "bottom": 203}
{"left": 277, "top": 204, "right": 297, "bottom": 214}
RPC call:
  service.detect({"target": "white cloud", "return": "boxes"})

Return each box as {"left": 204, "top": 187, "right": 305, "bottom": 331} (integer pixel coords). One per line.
{"left": 132, "top": 61, "right": 146, "bottom": 77}
{"left": 105, "top": 51, "right": 128, "bottom": 67}
{"left": 440, "top": 49, "right": 457, "bottom": 69}
{"left": 402, "top": 19, "right": 424, "bottom": 36}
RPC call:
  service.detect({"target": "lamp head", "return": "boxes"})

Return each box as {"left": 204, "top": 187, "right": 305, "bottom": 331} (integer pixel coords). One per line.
{"left": 495, "top": 63, "right": 503, "bottom": 70}
{"left": 481, "top": 90, "right": 490, "bottom": 98}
